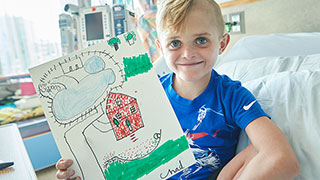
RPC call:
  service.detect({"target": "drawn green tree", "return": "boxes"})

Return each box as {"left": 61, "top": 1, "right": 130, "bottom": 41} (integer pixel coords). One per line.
{"left": 108, "top": 37, "right": 121, "bottom": 51}
{"left": 124, "top": 31, "right": 137, "bottom": 46}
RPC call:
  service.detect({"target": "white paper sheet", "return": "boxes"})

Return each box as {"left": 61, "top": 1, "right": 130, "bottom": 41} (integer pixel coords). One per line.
{"left": 29, "top": 31, "right": 196, "bottom": 180}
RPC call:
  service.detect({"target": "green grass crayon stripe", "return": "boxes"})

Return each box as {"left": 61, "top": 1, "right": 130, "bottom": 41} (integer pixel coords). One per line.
{"left": 104, "top": 135, "right": 189, "bottom": 180}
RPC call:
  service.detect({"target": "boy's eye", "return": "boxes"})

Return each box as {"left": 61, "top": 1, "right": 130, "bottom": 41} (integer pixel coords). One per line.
{"left": 196, "top": 37, "right": 207, "bottom": 45}
{"left": 169, "top": 40, "right": 181, "bottom": 48}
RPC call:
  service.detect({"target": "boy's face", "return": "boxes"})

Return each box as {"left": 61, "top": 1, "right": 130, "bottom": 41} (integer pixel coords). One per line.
{"left": 157, "top": 0, "right": 229, "bottom": 84}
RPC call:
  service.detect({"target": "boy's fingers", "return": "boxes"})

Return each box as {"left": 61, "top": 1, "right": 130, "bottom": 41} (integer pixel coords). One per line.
{"left": 66, "top": 176, "right": 81, "bottom": 180}
{"left": 55, "top": 159, "right": 63, "bottom": 169}
{"left": 56, "top": 169, "right": 75, "bottom": 179}
{"left": 68, "top": 176, "right": 81, "bottom": 180}
{"left": 56, "top": 159, "right": 73, "bottom": 170}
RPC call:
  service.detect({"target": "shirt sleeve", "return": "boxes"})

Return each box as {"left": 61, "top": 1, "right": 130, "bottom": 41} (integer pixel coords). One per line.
{"left": 223, "top": 80, "right": 270, "bottom": 130}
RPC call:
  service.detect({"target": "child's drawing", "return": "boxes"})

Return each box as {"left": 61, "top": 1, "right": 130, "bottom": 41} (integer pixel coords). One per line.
{"left": 29, "top": 31, "right": 196, "bottom": 180}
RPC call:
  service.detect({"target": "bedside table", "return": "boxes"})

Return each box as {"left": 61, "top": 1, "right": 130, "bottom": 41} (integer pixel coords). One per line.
{"left": 16, "top": 116, "right": 61, "bottom": 171}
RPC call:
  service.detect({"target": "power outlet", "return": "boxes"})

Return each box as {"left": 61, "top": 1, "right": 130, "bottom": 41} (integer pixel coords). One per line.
{"left": 229, "top": 11, "right": 245, "bottom": 34}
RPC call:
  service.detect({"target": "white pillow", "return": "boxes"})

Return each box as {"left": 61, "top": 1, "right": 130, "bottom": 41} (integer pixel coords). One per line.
{"left": 216, "top": 53, "right": 320, "bottom": 83}
{"left": 223, "top": 32, "right": 320, "bottom": 63}
{"left": 237, "top": 70, "right": 320, "bottom": 180}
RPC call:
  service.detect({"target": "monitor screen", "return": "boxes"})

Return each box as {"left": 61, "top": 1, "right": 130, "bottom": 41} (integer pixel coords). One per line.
{"left": 85, "top": 12, "right": 104, "bottom": 41}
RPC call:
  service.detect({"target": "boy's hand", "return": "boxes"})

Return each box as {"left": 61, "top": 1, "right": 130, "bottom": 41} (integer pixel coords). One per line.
{"left": 55, "top": 159, "right": 80, "bottom": 180}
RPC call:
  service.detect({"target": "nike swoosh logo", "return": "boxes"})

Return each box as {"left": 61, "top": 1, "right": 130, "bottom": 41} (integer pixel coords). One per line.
{"left": 243, "top": 100, "right": 256, "bottom": 110}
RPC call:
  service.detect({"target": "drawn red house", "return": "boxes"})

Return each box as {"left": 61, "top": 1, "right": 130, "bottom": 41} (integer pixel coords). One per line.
{"left": 106, "top": 93, "right": 144, "bottom": 140}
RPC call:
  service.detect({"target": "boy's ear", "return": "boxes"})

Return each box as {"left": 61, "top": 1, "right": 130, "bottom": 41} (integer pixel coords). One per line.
{"left": 155, "top": 39, "right": 164, "bottom": 55}
{"left": 219, "top": 33, "right": 230, "bottom": 55}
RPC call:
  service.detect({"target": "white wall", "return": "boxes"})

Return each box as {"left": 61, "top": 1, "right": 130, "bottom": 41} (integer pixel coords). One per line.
{"left": 221, "top": 0, "right": 320, "bottom": 53}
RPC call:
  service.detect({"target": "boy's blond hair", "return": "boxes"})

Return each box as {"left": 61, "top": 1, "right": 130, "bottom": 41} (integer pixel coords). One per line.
{"left": 156, "top": 0, "right": 225, "bottom": 38}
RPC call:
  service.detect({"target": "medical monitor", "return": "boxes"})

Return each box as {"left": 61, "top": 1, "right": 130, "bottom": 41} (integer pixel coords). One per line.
{"left": 85, "top": 12, "right": 104, "bottom": 41}
{"left": 79, "top": 5, "right": 113, "bottom": 48}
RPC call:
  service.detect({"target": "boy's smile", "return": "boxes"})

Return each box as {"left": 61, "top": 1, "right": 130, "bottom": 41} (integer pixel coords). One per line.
{"left": 176, "top": 61, "right": 204, "bottom": 67}
{"left": 157, "top": 0, "right": 229, "bottom": 98}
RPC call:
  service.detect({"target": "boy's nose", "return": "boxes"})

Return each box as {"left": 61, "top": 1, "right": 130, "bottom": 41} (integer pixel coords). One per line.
{"left": 182, "top": 46, "right": 196, "bottom": 60}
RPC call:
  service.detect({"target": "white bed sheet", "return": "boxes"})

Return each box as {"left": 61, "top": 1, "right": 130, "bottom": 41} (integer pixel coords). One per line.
{"left": 245, "top": 70, "right": 320, "bottom": 180}
{"left": 216, "top": 53, "right": 320, "bottom": 180}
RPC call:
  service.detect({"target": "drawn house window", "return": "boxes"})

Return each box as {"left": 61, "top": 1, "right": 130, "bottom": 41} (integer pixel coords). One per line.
{"left": 106, "top": 93, "right": 144, "bottom": 141}
{"left": 59, "top": 57, "right": 84, "bottom": 74}
{"left": 115, "top": 112, "right": 122, "bottom": 119}
{"left": 130, "top": 106, "right": 136, "bottom": 113}
{"left": 116, "top": 98, "right": 122, "bottom": 106}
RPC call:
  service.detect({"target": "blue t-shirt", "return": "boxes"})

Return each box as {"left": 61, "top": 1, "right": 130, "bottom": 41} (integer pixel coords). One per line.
{"left": 160, "top": 69, "right": 269, "bottom": 180}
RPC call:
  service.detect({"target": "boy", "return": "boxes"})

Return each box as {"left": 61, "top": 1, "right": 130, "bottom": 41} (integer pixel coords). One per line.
{"left": 56, "top": 0, "right": 299, "bottom": 179}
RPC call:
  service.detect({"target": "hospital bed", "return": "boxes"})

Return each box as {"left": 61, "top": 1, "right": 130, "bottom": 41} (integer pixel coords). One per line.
{"left": 154, "top": 32, "right": 320, "bottom": 180}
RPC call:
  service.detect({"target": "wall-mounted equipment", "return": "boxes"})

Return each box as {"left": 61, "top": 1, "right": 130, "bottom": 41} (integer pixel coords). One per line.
{"left": 59, "top": 0, "right": 136, "bottom": 55}
{"left": 79, "top": 5, "right": 114, "bottom": 48}
{"left": 229, "top": 11, "right": 245, "bottom": 34}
